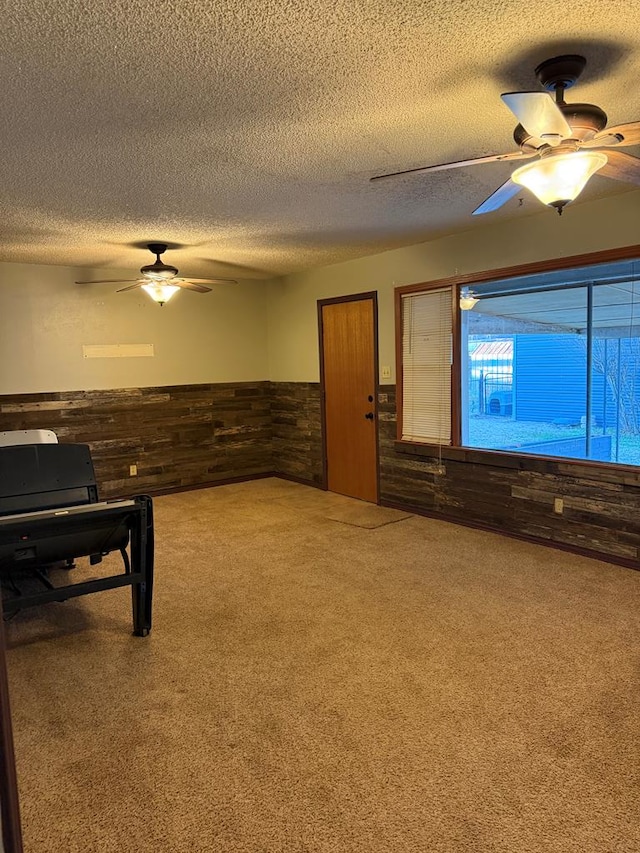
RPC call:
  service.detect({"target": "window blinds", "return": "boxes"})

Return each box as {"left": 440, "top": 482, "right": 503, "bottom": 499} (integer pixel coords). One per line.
{"left": 401, "top": 288, "right": 453, "bottom": 443}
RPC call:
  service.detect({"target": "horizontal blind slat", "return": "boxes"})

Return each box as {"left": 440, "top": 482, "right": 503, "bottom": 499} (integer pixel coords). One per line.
{"left": 402, "top": 288, "right": 452, "bottom": 443}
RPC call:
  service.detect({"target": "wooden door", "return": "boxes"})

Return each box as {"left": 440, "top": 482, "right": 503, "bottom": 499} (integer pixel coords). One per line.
{"left": 319, "top": 294, "right": 378, "bottom": 503}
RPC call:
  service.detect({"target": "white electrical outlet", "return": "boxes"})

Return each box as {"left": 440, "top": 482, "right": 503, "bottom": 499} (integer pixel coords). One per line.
{"left": 129, "top": 464, "right": 138, "bottom": 477}
{"left": 554, "top": 497, "right": 563, "bottom": 514}
{"left": 381, "top": 365, "right": 391, "bottom": 379}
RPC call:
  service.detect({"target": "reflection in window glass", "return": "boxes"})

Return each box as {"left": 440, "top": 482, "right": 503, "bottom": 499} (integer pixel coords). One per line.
{"left": 461, "top": 258, "right": 640, "bottom": 466}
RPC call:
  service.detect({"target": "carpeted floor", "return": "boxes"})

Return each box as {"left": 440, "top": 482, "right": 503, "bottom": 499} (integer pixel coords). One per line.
{"left": 4, "top": 477, "right": 640, "bottom": 852}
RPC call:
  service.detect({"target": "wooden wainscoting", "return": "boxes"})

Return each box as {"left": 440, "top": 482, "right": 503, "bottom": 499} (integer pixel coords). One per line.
{"left": 3, "top": 380, "right": 639, "bottom": 566}
{"left": 271, "top": 382, "right": 323, "bottom": 485}
{"left": 0, "top": 383, "right": 273, "bottom": 497}
{"left": 378, "top": 385, "right": 640, "bottom": 567}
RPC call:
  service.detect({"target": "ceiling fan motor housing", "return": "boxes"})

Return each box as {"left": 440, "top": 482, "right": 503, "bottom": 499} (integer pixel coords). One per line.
{"left": 140, "top": 261, "right": 179, "bottom": 278}
{"left": 513, "top": 103, "right": 608, "bottom": 149}
{"left": 559, "top": 102, "right": 607, "bottom": 139}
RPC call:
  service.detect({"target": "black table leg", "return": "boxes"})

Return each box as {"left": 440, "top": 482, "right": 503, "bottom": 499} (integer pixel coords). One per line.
{"left": 131, "top": 496, "right": 154, "bottom": 637}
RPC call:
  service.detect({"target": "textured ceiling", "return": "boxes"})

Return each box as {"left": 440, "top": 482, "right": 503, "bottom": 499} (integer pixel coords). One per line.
{"left": 1, "top": 0, "right": 640, "bottom": 279}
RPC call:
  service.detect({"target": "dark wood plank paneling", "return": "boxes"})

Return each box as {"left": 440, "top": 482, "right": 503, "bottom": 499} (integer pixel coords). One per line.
{"left": 0, "top": 383, "right": 273, "bottom": 497}
{"left": 378, "top": 384, "right": 640, "bottom": 566}
{"left": 270, "top": 382, "right": 323, "bottom": 485}
{"left": 3, "top": 379, "right": 639, "bottom": 567}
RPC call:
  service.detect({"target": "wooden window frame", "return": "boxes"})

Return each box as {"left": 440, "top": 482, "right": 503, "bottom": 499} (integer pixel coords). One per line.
{"left": 395, "top": 243, "right": 640, "bottom": 475}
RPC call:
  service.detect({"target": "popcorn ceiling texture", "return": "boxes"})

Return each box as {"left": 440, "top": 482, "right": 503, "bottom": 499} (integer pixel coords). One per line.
{"left": 1, "top": 0, "right": 639, "bottom": 278}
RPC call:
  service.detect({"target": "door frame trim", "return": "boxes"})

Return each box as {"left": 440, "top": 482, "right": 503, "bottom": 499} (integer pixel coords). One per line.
{"left": 317, "top": 291, "right": 380, "bottom": 502}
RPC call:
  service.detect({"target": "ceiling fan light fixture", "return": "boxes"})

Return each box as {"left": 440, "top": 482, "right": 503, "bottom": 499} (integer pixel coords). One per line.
{"left": 459, "top": 288, "right": 479, "bottom": 310}
{"left": 511, "top": 150, "right": 608, "bottom": 214}
{"left": 141, "top": 282, "right": 180, "bottom": 306}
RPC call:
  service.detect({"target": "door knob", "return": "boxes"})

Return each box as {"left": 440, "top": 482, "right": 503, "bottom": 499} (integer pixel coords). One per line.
{"left": 365, "top": 412, "right": 374, "bottom": 420}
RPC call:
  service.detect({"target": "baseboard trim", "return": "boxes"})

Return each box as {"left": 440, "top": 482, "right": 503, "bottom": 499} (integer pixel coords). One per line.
{"left": 380, "top": 498, "right": 640, "bottom": 572}
{"left": 274, "top": 473, "right": 326, "bottom": 490}
{"left": 117, "top": 470, "right": 325, "bottom": 499}
{"left": 119, "top": 471, "right": 277, "bottom": 499}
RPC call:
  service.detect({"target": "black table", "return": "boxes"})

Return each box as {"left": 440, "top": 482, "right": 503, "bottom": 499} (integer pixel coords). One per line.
{"left": 0, "top": 496, "right": 154, "bottom": 636}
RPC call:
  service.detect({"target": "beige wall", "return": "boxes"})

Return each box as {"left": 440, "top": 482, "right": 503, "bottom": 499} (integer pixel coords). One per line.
{"left": 0, "top": 262, "right": 271, "bottom": 394}
{"left": 267, "top": 189, "right": 640, "bottom": 383}
{"left": 2, "top": 188, "right": 640, "bottom": 395}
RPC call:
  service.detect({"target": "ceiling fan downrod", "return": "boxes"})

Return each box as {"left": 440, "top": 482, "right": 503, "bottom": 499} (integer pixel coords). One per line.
{"left": 141, "top": 242, "right": 178, "bottom": 278}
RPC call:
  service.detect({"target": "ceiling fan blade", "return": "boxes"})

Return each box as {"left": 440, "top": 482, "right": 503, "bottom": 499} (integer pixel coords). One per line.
{"left": 591, "top": 121, "right": 640, "bottom": 148}
{"left": 472, "top": 179, "right": 521, "bottom": 216}
{"left": 179, "top": 277, "right": 238, "bottom": 284}
{"left": 501, "top": 92, "right": 572, "bottom": 141}
{"left": 75, "top": 279, "right": 138, "bottom": 285}
{"left": 116, "top": 283, "right": 143, "bottom": 292}
{"left": 176, "top": 281, "right": 212, "bottom": 293}
{"left": 598, "top": 151, "right": 640, "bottom": 186}
{"left": 370, "top": 151, "right": 534, "bottom": 181}
{"left": 582, "top": 133, "right": 624, "bottom": 149}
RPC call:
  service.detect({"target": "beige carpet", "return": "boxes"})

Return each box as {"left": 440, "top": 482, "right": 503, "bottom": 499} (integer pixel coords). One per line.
{"left": 4, "top": 477, "right": 640, "bottom": 852}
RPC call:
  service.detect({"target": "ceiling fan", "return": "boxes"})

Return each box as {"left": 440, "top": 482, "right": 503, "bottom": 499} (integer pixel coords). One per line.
{"left": 371, "top": 55, "right": 640, "bottom": 216}
{"left": 76, "top": 243, "right": 237, "bottom": 305}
